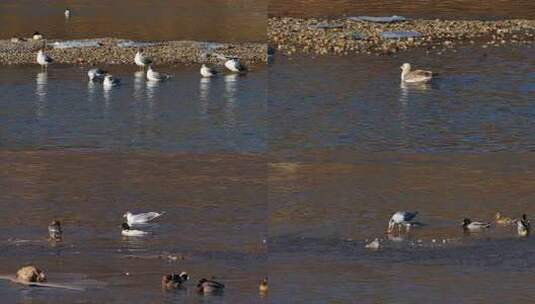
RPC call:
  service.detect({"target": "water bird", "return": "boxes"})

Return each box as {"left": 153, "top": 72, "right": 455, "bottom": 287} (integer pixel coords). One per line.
{"left": 16, "top": 265, "right": 46, "bottom": 283}
{"left": 10, "top": 37, "right": 26, "bottom": 43}
{"left": 36, "top": 49, "right": 53, "bottom": 70}
{"left": 259, "top": 278, "right": 268, "bottom": 293}
{"left": 462, "top": 218, "right": 490, "bottom": 232}
{"left": 387, "top": 211, "right": 418, "bottom": 233}
{"left": 200, "top": 64, "right": 218, "bottom": 77}
{"left": 48, "top": 220, "right": 62, "bottom": 241}
{"left": 224, "top": 58, "right": 246, "bottom": 73}
{"left": 64, "top": 8, "right": 71, "bottom": 18}
{"left": 32, "top": 31, "right": 43, "bottom": 40}
{"left": 121, "top": 223, "right": 148, "bottom": 236}
{"left": 162, "top": 272, "right": 189, "bottom": 289}
{"left": 123, "top": 211, "right": 165, "bottom": 225}
{"left": 400, "top": 63, "right": 433, "bottom": 83}
{"left": 197, "top": 278, "right": 225, "bottom": 294}
{"left": 517, "top": 214, "right": 530, "bottom": 237}
{"left": 495, "top": 212, "right": 514, "bottom": 225}
{"left": 87, "top": 68, "right": 107, "bottom": 81}
{"left": 134, "top": 49, "right": 152, "bottom": 71}
{"left": 103, "top": 74, "right": 120, "bottom": 88}
{"left": 365, "top": 238, "right": 381, "bottom": 250}
{"left": 146, "top": 65, "right": 170, "bottom": 82}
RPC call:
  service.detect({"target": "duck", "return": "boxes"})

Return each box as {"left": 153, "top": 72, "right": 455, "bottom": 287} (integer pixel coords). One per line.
{"left": 387, "top": 211, "right": 418, "bottom": 233}
{"left": 87, "top": 67, "right": 107, "bottom": 81}
{"left": 259, "top": 277, "right": 268, "bottom": 293}
{"left": 224, "top": 58, "right": 246, "bottom": 73}
{"left": 146, "top": 65, "right": 170, "bottom": 82}
{"left": 32, "top": 31, "right": 44, "bottom": 40}
{"left": 123, "top": 211, "right": 165, "bottom": 225}
{"left": 197, "top": 278, "right": 225, "bottom": 294}
{"left": 162, "top": 272, "right": 189, "bottom": 289}
{"left": 64, "top": 8, "right": 71, "bottom": 18}
{"left": 16, "top": 265, "right": 46, "bottom": 283}
{"left": 200, "top": 64, "right": 218, "bottom": 77}
{"left": 121, "top": 223, "right": 148, "bottom": 236}
{"left": 134, "top": 49, "right": 152, "bottom": 71}
{"left": 36, "top": 49, "right": 53, "bottom": 70}
{"left": 103, "top": 74, "right": 120, "bottom": 88}
{"left": 400, "top": 63, "right": 433, "bottom": 83}
{"left": 495, "top": 212, "right": 514, "bottom": 225}
{"left": 462, "top": 218, "right": 490, "bottom": 232}
{"left": 517, "top": 214, "right": 530, "bottom": 237}
{"left": 48, "top": 220, "right": 62, "bottom": 241}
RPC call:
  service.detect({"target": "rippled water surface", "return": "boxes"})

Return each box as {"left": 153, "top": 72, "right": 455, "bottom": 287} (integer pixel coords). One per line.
{"left": 269, "top": 0, "right": 535, "bottom": 19}
{"left": 0, "top": 0, "right": 266, "bottom": 42}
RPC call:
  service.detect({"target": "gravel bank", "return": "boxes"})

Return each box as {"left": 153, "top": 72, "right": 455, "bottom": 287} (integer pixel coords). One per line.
{"left": 269, "top": 17, "right": 535, "bottom": 56}
{"left": 0, "top": 38, "right": 267, "bottom": 65}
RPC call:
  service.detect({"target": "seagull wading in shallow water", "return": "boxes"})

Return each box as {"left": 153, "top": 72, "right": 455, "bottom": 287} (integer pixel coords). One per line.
{"left": 123, "top": 211, "right": 165, "bottom": 225}
{"left": 134, "top": 49, "right": 152, "bottom": 71}
{"left": 146, "top": 65, "right": 170, "bottom": 82}
{"left": 224, "top": 58, "right": 246, "bottom": 73}
{"left": 87, "top": 68, "right": 107, "bottom": 81}
{"left": 387, "top": 211, "right": 418, "bottom": 233}
{"left": 36, "top": 50, "right": 53, "bottom": 70}
{"left": 64, "top": 8, "right": 71, "bottom": 18}
{"left": 400, "top": 63, "right": 433, "bottom": 83}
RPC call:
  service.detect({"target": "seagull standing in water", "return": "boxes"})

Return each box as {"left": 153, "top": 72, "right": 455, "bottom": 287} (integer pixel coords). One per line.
{"left": 64, "top": 8, "right": 71, "bottom": 18}
{"left": 146, "top": 65, "right": 170, "bottom": 82}
{"left": 87, "top": 67, "right": 107, "bottom": 81}
{"left": 387, "top": 211, "right": 418, "bottom": 233}
{"left": 134, "top": 49, "right": 152, "bottom": 71}
{"left": 224, "top": 58, "right": 246, "bottom": 73}
{"left": 123, "top": 211, "right": 165, "bottom": 225}
{"left": 36, "top": 50, "right": 53, "bottom": 70}
{"left": 400, "top": 63, "right": 433, "bottom": 83}
{"left": 200, "top": 64, "right": 218, "bottom": 77}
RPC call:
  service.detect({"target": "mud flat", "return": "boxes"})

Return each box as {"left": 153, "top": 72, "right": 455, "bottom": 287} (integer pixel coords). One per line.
{"left": 268, "top": 17, "right": 535, "bottom": 56}
{"left": 0, "top": 38, "right": 267, "bottom": 65}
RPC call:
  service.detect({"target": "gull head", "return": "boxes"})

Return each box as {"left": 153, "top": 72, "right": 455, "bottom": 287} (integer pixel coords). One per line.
{"left": 462, "top": 218, "right": 471, "bottom": 226}
{"left": 400, "top": 63, "right": 411, "bottom": 72}
{"left": 121, "top": 223, "right": 130, "bottom": 231}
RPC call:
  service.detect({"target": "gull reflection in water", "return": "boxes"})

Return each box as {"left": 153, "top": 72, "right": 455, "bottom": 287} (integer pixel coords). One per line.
{"left": 224, "top": 74, "right": 239, "bottom": 128}
{"left": 103, "top": 84, "right": 113, "bottom": 112}
{"left": 146, "top": 80, "right": 159, "bottom": 121}
{"left": 199, "top": 77, "right": 211, "bottom": 116}
{"left": 35, "top": 71, "right": 48, "bottom": 117}
{"left": 87, "top": 80, "right": 98, "bottom": 103}
{"left": 134, "top": 71, "right": 145, "bottom": 101}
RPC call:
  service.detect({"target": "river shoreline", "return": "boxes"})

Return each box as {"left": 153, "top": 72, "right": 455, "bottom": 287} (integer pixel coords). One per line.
{"left": 269, "top": 17, "right": 535, "bottom": 56}
{"left": 0, "top": 38, "right": 267, "bottom": 65}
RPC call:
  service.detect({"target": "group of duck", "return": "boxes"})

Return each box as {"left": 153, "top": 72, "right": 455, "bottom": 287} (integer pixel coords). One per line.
{"left": 37, "top": 210, "right": 269, "bottom": 295}
{"left": 387, "top": 210, "right": 531, "bottom": 236}
{"left": 36, "top": 48, "right": 246, "bottom": 89}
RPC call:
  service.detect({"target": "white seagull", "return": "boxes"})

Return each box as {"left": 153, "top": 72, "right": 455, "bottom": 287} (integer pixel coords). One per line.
{"left": 462, "top": 218, "right": 490, "bottom": 232}
{"left": 224, "top": 58, "right": 246, "bottom": 73}
{"left": 146, "top": 65, "right": 170, "bottom": 82}
{"left": 134, "top": 49, "right": 152, "bottom": 71}
{"left": 517, "top": 214, "right": 530, "bottom": 237}
{"left": 33, "top": 31, "right": 44, "bottom": 40}
{"left": 388, "top": 211, "right": 418, "bottom": 233}
{"left": 200, "top": 64, "right": 218, "bottom": 77}
{"left": 400, "top": 63, "right": 433, "bottom": 83}
{"left": 64, "top": 8, "right": 71, "bottom": 18}
{"left": 121, "top": 223, "right": 148, "bottom": 237}
{"left": 36, "top": 50, "right": 53, "bottom": 70}
{"left": 87, "top": 68, "right": 107, "bottom": 81}
{"left": 103, "top": 74, "right": 120, "bottom": 88}
{"left": 123, "top": 211, "right": 165, "bottom": 225}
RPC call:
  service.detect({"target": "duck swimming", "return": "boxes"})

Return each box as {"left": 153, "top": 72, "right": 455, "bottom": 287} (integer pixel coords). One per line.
{"left": 162, "top": 272, "right": 189, "bottom": 289}
{"left": 400, "top": 63, "right": 433, "bottom": 83}
{"left": 517, "top": 214, "right": 530, "bottom": 237}
{"left": 103, "top": 74, "right": 120, "bottom": 88}
{"left": 462, "top": 218, "right": 491, "bottom": 232}
{"left": 121, "top": 223, "right": 148, "bottom": 237}
{"left": 495, "top": 212, "right": 514, "bottom": 225}
{"left": 388, "top": 211, "right": 418, "bottom": 233}
{"left": 48, "top": 220, "right": 62, "bottom": 241}
{"left": 16, "top": 265, "right": 46, "bottom": 283}
{"left": 197, "top": 278, "right": 225, "bottom": 294}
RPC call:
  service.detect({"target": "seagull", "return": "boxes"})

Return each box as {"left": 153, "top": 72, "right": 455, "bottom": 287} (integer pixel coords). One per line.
{"left": 387, "top": 211, "right": 418, "bottom": 233}
{"left": 365, "top": 238, "right": 381, "bottom": 250}
{"left": 134, "top": 49, "right": 152, "bottom": 71}
{"left": 162, "top": 272, "right": 189, "bottom": 289}
{"left": 64, "top": 8, "right": 71, "bottom": 18}
{"left": 200, "top": 64, "right": 218, "bottom": 77}
{"left": 224, "top": 58, "right": 246, "bottom": 73}
{"left": 87, "top": 67, "right": 107, "bottom": 81}
{"left": 123, "top": 211, "right": 165, "bottom": 225}
{"left": 517, "top": 214, "right": 530, "bottom": 237}
{"left": 36, "top": 50, "right": 53, "bottom": 70}
{"left": 33, "top": 31, "right": 44, "bottom": 40}
{"left": 197, "top": 278, "right": 225, "bottom": 294}
{"left": 400, "top": 63, "right": 433, "bottom": 83}
{"left": 121, "top": 223, "right": 148, "bottom": 236}
{"left": 146, "top": 65, "right": 170, "bottom": 82}
{"left": 103, "top": 74, "right": 120, "bottom": 88}
{"left": 495, "top": 212, "right": 514, "bottom": 225}
{"left": 462, "top": 218, "right": 490, "bottom": 232}
{"left": 47, "top": 220, "right": 62, "bottom": 241}
{"left": 259, "top": 278, "right": 268, "bottom": 293}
